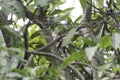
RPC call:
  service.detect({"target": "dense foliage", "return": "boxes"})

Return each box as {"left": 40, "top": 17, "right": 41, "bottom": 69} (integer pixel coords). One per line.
{"left": 0, "top": 0, "right": 120, "bottom": 80}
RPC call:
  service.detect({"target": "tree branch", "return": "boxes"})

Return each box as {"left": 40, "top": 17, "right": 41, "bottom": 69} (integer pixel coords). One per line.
{"left": 27, "top": 50, "right": 85, "bottom": 80}
{"left": 71, "top": 62, "right": 95, "bottom": 79}
{"left": 36, "top": 34, "right": 65, "bottom": 51}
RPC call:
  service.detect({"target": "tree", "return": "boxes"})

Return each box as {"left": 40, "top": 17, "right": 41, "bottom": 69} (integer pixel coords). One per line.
{"left": 0, "top": 0, "right": 120, "bottom": 80}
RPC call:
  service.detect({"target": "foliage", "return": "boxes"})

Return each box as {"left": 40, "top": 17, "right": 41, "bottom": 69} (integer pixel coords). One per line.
{"left": 0, "top": 0, "right": 120, "bottom": 80}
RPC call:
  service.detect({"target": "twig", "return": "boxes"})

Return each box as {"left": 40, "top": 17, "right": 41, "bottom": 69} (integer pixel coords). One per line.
{"left": 68, "top": 64, "right": 85, "bottom": 80}
{"left": 26, "top": 34, "right": 65, "bottom": 67}
{"left": 18, "top": 4, "right": 40, "bottom": 69}
{"left": 27, "top": 50, "right": 85, "bottom": 80}
{"left": 23, "top": 23, "right": 31, "bottom": 60}
{"left": 71, "top": 62, "right": 96, "bottom": 70}
{"left": 106, "top": 0, "right": 112, "bottom": 8}
{"left": 24, "top": 5, "right": 40, "bottom": 60}
{"left": 71, "top": 62, "right": 96, "bottom": 80}
{"left": 26, "top": 0, "right": 33, "bottom": 6}
{"left": 110, "top": 13, "right": 120, "bottom": 28}
{"left": 32, "top": 19, "right": 46, "bottom": 29}
{"left": 36, "top": 34, "right": 65, "bottom": 51}
{"left": 87, "top": 2, "right": 104, "bottom": 15}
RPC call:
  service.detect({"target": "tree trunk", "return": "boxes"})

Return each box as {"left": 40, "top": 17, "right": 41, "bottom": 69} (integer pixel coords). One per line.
{"left": 79, "top": 0, "right": 99, "bottom": 80}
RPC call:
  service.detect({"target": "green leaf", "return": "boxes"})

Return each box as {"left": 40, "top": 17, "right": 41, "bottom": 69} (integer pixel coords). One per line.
{"left": 113, "top": 67, "right": 120, "bottom": 73}
{"left": 55, "top": 8, "right": 73, "bottom": 22}
{"left": 9, "top": 56, "right": 19, "bottom": 69}
{"left": 99, "top": 35, "right": 112, "bottom": 48}
{"left": 96, "top": 0, "right": 104, "bottom": 8}
{"left": 29, "top": 24, "right": 38, "bottom": 36}
{"left": 0, "top": 50, "right": 9, "bottom": 57}
{"left": 63, "top": 8, "right": 74, "bottom": 12}
{"left": 85, "top": 45, "right": 98, "bottom": 60}
{"left": 74, "top": 15, "right": 82, "bottom": 23}
{"left": 101, "top": 77, "right": 110, "bottom": 80}
{"left": 0, "top": 25, "right": 19, "bottom": 37}
{"left": 23, "top": 77, "right": 31, "bottom": 80}
{"left": 31, "top": 65, "right": 48, "bottom": 76}
{"left": 83, "top": 37, "right": 96, "bottom": 46}
{"left": 98, "top": 63, "right": 112, "bottom": 71}
{"left": 1, "top": 0, "right": 25, "bottom": 18}
{"left": 55, "top": 12, "right": 70, "bottom": 22}
{"left": 51, "top": 9, "right": 63, "bottom": 15}
{"left": 79, "top": 0, "right": 88, "bottom": 11}
{"left": 0, "top": 30, "right": 5, "bottom": 47}
{"left": 112, "top": 32, "right": 120, "bottom": 49}
{"left": 30, "top": 31, "right": 41, "bottom": 39}
{"left": 34, "top": 0, "right": 49, "bottom": 7}
{"left": 5, "top": 72, "right": 23, "bottom": 78}
{"left": 48, "top": 2, "right": 56, "bottom": 14}
{"left": 31, "top": 66, "right": 41, "bottom": 76}
{"left": 29, "top": 35, "right": 46, "bottom": 48}
{"left": 116, "top": 0, "right": 120, "bottom": 5}
{"left": 0, "top": 51, "right": 9, "bottom": 67}
{"left": 62, "top": 50, "right": 86, "bottom": 69}
{"left": 62, "top": 28, "right": 77, "bottom": 47}
{"left": 7, "top": 48, "right": 24, "bottom": 54}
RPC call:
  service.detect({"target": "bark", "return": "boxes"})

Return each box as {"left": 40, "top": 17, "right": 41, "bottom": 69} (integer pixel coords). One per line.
{"left": 79, "top": 0, "right": 99, "bottom": 80}
{"left": 0, "top": 11, "right": 12, "bottom": 47}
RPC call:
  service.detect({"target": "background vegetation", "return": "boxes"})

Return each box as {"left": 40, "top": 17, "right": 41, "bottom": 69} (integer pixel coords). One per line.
{"left": 0, "top": 0, "right": 120, "bottom": 80}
